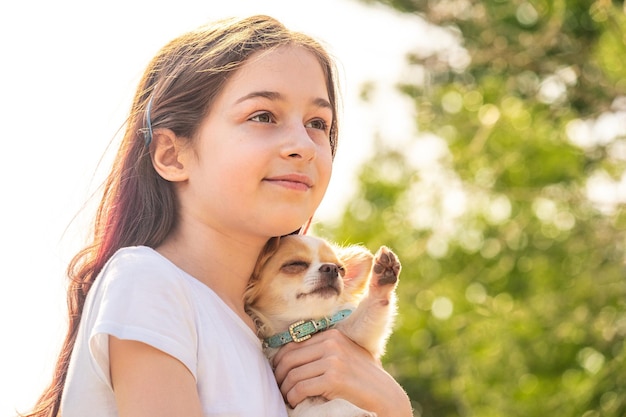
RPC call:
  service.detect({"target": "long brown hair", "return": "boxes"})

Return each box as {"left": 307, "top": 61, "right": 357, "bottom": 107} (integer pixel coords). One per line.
{"left": 23, "top": 15, "right": 339, "bottom": 417}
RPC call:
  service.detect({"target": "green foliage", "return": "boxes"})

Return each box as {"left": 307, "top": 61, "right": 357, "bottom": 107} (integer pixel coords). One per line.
{"left": 316, "top": 1, "right": 626, "bottom": 416}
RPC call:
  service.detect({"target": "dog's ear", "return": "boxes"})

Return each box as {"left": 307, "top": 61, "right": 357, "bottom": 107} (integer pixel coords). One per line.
{"left": 251, "top": 237, "right": 281, "bottom": 281}
{"left": 336, "top": 245, "right": 374, "bottom": 297}
{"left": 246, "top": 237, "right": 282, "bottom": 305}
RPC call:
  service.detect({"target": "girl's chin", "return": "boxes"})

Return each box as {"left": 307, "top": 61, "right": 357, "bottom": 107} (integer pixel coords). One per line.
{"left": 268, "top": 219, "right": 311, "bottom": 237}
{"left": 268, "top": 211, "right": 313, "bottom": 229}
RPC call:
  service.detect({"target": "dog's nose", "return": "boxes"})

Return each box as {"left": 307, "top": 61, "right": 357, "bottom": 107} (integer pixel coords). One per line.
{"left": 319, "top": 263, "right": 339, "bottom": 281}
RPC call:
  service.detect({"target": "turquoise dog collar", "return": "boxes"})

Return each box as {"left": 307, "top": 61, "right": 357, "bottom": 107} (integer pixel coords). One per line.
{"left": 263, "top": 309, "right": 352, "bottom": 348}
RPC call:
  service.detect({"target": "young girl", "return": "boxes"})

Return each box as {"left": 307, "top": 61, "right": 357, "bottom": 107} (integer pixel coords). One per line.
{"left": 24, "top": 15, "right": 412, "bottom": 417}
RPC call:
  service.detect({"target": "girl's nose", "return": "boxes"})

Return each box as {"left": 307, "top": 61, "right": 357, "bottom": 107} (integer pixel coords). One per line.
{"left": 280, "top": 122, "right": 317, "bottom": 161}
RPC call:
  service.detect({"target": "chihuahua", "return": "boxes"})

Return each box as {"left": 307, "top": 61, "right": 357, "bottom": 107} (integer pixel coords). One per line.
{"left": 245, "top": 235, "right": 401, "bottom": 417}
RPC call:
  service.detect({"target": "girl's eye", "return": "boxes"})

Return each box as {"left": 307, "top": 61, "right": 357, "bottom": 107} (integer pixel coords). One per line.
{"left": 250, "top": 112, "right": 275, "bottom": 124}
{"left": 305, "top": 118, "right": 329, "bottom": 132}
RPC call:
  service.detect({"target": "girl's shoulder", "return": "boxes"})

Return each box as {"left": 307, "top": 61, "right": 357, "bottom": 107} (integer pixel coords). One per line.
{"left": 97, "top": 246, "right": 193, "bottom": 297}
{"left": 107, "top": 245, "right": 169, "bottom": 268}
{"left": 105, "top": 246, "right": 180, "bottom": 279}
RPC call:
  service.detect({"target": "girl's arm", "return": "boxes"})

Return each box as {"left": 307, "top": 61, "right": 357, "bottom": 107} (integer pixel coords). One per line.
{"left": 109, "top": 336, "right": 204, "bottom": 417}
{"left": 272, "top": 329, "right": 413, "bottom": 417}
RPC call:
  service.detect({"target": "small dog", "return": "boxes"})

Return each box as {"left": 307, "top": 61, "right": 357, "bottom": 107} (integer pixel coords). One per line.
{"left": 245, "top": 234, "right": 401, "bottom": 417}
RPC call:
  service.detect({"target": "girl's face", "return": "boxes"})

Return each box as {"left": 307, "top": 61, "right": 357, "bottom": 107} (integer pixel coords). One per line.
{"left": 179, "top": 45, "right": 334, "bottom": 240}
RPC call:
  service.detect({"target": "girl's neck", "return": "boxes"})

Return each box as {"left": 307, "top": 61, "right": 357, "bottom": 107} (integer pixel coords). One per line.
{"left": 155, "top": 223, "right": 266, "bottom": 329}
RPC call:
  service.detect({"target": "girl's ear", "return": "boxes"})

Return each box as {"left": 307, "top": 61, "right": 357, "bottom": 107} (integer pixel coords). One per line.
{"left": 150, "top": 128, "right": 190, "bottom": 182}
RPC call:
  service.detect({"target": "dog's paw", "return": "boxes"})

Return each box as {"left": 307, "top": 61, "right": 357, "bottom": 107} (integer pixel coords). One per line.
{"left": 347, "top": 409, "right": 377, "bottom": 417}
{"left": 355, "top": 411, "right": 377, "bottom": 417}
{"left": 290, "top": 398, "right": 377, "bottom": 417}
{"left": 372, "top": 246, "right": 401, "bottom": 287}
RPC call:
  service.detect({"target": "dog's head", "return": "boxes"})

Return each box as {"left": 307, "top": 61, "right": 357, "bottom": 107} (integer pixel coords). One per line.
{"left": 245, "top": 235, "right": 374, "bottom": 338}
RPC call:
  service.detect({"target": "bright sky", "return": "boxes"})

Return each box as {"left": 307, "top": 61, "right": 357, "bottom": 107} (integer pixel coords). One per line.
{"left": 0, "top": 0, "right": 446, "bottom": 414}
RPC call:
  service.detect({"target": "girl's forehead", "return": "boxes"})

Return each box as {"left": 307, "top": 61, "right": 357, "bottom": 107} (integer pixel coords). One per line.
{"left": 222, "top": 45, "right": 328, "bottom": 97}
{"left": 243, "top": 45, "right": 318, "bottom": 68}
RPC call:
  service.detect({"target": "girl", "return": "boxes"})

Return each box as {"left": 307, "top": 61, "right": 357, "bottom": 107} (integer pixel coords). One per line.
{"left": 24, "top": 15, "right": 412, "bottom": 417}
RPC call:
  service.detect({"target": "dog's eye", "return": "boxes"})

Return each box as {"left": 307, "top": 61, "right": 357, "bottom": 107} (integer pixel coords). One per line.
{"left": 281, "top": 261, "right": 309, "bottom": 274}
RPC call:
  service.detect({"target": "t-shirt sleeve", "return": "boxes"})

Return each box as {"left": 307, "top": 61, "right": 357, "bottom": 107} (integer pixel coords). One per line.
{"left": 87, "top": 249, "right": 198, "bottom": 388}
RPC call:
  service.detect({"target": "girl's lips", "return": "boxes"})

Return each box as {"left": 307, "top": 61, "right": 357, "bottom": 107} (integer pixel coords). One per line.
{"left": 264, "top": 174, "right": 313, "bottom": 191}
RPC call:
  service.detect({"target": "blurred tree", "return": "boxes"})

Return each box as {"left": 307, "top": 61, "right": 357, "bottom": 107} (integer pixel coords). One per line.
{"left": 315, "top": 1, "right": 626, "bottom": 416}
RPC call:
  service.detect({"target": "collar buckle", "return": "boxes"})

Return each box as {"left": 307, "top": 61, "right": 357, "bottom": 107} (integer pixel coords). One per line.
{"left": 289, "top": 320, "right": 315, "bottom": 343}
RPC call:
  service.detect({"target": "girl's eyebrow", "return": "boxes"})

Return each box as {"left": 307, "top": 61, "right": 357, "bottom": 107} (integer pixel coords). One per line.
{"left": 235, "top": 90, "right": 332, "bottom": 110}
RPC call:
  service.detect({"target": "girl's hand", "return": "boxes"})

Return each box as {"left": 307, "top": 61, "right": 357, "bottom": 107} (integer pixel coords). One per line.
{"left": 272, "top": 329, "right": 413, "bottom": 417}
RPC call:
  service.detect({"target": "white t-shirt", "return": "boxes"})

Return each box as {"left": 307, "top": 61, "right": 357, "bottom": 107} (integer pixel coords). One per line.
{"left": 61, "top": 246, "right": 287, "bottom": 417}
